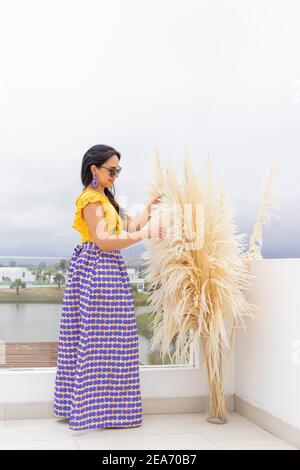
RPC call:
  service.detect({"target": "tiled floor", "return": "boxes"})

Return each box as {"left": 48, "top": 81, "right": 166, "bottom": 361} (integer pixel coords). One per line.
{"left": 0, "top": 412, "right": 297, "bottom": 450}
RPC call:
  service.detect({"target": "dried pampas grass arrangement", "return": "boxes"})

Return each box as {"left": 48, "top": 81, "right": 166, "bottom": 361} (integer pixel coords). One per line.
{"left": 141, "top": 149, "right": 278, "bottom": 423}
{"left": 243, "top": 157, "right": 280, "bottom": 268}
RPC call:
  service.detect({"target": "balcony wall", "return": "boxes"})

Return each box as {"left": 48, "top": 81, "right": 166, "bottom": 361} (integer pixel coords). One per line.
{"left": 235, "top": 258, "right": 300, "bottom": 432}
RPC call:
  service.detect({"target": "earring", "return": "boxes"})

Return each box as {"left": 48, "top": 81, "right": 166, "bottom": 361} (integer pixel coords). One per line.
{"left": 92, "top": 173, "right": 98, "bottom": 188}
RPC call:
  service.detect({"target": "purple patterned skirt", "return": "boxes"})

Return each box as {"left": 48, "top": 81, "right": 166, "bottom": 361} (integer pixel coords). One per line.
{"left": 53, "top": 241, "right": 143, "bottom": 431}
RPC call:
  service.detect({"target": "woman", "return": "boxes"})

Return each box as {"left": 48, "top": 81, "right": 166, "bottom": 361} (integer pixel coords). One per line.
{"left": 53, "top": 144, "right": 163, "bottom": 431}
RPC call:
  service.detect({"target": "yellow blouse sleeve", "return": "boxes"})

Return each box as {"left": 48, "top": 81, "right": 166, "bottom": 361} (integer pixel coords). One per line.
{"left": 72, "top": 190, "right": 109, "bottom": 238}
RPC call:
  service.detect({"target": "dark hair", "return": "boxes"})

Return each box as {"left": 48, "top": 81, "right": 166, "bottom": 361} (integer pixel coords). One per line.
{"left": 81, "top": 144, "right": 126, "bottom": 219}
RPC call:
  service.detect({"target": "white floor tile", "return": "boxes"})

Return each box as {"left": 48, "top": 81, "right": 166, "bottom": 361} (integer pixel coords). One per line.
{"left": 0, "top": 419, "right": 74, "bottom": 443}
{"left": 101, "top": 412, "right": 210, "bottom": 438}
{"left": 4, "top": 417, "right": 70, "bottom": 430}
{"left": 76, "top": 433, "right": 217, "bottom": 450}
{"left": 191, "top": 413, "right": 291, "bottom": 448}
{"left": 218, "top": 444, "right": 297, "bottom": 450}
{"left": 0, "top": 439, "right": 79, "bottom": 450}
{"left": 0, "top": 412, "right": 296, "bottom": 450}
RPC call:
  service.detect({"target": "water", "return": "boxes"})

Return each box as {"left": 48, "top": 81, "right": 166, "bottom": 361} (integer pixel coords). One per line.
{"left": 0, "top": 303, "right": 152, "bottom": 364}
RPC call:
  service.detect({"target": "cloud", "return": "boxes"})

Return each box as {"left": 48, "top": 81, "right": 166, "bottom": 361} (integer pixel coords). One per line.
{"left": 0, "top": 0, "right": 299, "bottom": 257}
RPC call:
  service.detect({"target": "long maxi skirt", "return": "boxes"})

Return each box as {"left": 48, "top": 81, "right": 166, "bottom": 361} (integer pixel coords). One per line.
{"left": 53, "top": 241, "right": 143, "bottom": 431}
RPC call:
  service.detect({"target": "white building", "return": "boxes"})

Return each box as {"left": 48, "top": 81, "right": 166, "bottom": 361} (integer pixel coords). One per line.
{"left": 127, "top": 268, "right": 145, "bottom": 293}
{"left": 127, "top": 268, "right": 136, "bottom": 283}
{"left": 0, "top": 267, "right": 35, "bottom": 283}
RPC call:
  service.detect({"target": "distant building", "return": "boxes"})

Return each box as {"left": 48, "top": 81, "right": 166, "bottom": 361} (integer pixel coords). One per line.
{"left": 127, "top": 268, "right": 145, "bottom": 293}
{"left": 127, "top": 268, "right": 137, "bottom": 282}
{"left": 0, "top": 267, "right": 35, "bottom": 284}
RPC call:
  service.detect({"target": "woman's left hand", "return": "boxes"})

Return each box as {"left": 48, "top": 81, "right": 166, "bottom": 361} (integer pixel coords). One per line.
{"left": 147, "top": 192, "right": 164, "bottom": 207}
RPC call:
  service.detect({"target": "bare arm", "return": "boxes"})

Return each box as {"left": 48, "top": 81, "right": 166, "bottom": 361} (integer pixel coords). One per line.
{"left": 122, "top": 203, "right": 152, "bottom": 233}
{"left": 83, "top": 202, "right": 145, "bottom": 251}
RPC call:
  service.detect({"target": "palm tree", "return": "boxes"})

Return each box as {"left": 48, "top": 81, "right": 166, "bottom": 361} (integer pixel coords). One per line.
{"left": 53, "top": 273, "right": 65, "bottom": 289}
{"left": 10, "top": 278, "right": 26, "bottom": 295}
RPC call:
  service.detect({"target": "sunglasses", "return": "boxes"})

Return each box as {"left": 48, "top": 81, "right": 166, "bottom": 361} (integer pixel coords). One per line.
{"left": 101, "top": 165, "right": 122, "bottom": 177}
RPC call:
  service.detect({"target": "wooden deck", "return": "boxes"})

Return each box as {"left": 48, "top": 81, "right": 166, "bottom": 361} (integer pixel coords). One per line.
{"left": 0, "top": 342, "right": 58, "bottom": 368}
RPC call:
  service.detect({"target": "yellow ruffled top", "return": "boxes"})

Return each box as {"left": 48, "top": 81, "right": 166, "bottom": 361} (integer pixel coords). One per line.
{"left": 72, "top": 188, "right": 123, "bottom": 243}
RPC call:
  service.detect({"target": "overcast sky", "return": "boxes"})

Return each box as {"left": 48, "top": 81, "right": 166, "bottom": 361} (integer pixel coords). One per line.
{"left": 0, "top": 0, "right": 299, "bottom": 259}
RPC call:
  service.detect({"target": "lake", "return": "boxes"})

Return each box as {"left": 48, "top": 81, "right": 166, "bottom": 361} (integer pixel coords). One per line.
{"left": 0, "top": 303, "right": 152, "bottom": 366}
